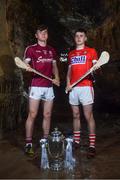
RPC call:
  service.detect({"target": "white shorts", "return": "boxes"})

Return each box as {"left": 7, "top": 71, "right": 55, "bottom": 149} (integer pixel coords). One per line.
{"left": 29, "top": 87, "right": 55, "bottom": 101}
{"left": 69, "top": 86, "right": 94, "bottom": 106}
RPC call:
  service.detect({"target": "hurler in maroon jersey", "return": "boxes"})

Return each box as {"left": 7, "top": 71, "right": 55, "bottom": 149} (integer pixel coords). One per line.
{"left": 23, "top": 24, "right": 60, "bottom": 156}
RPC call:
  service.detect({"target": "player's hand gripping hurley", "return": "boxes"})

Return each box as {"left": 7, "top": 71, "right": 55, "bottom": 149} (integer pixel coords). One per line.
{"left": 65, "top": 51, "right": 110, "bottom": 94}
{"left": 14, "top": 57, "right": 59, "bottom": 86}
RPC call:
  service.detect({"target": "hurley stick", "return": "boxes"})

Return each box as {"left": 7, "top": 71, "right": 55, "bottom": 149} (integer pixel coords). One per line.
{"left": 14, "top": 57, "right": 53, "bottom": 82}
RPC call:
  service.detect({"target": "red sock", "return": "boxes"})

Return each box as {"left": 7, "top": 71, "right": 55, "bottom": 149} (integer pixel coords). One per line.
{"left": 89, "top": 134, "right": 96, "bottom": 148}
{"left": 74, "top": 131, "right": 81, "bottom": 144}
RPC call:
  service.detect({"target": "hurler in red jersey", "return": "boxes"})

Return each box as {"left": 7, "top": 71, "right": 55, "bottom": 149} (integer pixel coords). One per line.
{"left": 66, "top": 28, "right": 99, "bottom": 158}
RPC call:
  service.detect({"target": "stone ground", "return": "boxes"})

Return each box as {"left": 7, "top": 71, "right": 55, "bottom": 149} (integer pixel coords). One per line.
{"left": 0, "top": 87, "right": 120, "bottom": 179}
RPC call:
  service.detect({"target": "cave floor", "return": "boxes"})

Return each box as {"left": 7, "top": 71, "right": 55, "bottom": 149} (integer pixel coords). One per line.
{"left": 0, "top": 107, "right": 120, "bottom": 179}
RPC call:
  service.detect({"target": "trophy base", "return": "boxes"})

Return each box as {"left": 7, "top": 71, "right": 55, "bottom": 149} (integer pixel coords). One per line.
{"left": 50, "top": 160, "right": 64, "bottom": 171}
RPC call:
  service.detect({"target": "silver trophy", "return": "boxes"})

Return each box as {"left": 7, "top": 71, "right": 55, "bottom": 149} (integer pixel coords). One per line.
{"left": 47, "top": 128, "right": 65, "bottom": 171}
{"left": 40, "top": 128, "right": 75, "bottom": 171}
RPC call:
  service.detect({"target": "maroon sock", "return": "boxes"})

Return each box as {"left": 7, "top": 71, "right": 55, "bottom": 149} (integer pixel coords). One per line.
{"left": 43, "top": 134, "right": 49, "bottom": 139}
{"left": 26, "top": 137, "right": 32, "bottom": 146}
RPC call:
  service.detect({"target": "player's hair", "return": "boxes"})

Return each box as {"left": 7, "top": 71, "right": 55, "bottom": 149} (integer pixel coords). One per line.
{"left": 74, "top": 28, "right": 87, "bottom": 35}
{"left": 36, "top": 24, "right": 48, "bottom": 32}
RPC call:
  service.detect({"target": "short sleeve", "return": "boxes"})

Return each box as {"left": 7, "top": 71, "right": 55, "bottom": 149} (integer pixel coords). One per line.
{"left": 23, "top": 47, "right": 32, "bottom": 63}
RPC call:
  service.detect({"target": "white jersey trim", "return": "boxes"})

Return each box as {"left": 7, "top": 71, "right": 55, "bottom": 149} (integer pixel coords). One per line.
{"left": 92, "top": 59, "right": 97, "bottom": 64}
{"left": 23, "top": 43, "right": 37, "bottom": 60}
{"left": 53, "top": 59, "right": 57, "bottom": 63}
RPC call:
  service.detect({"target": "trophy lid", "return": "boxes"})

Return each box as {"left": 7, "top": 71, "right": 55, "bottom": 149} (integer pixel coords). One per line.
{"left": 48, "top": 127, "right": 64, "bottom": 142}
{"left": 51, "top": 127, "right": 61, "bottom": 137}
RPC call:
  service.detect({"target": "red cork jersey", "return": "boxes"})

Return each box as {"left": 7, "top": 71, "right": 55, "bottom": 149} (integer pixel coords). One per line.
{"left": 68, "top": 46, "right": 98, "bottom": 87}
{"left": 24, "top": 43, "right": 57, "bottom": 87}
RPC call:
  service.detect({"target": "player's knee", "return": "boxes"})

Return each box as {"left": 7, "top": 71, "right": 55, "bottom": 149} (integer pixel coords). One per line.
{"left": 29, "top": 111, "right": 37, "bottom": 119}
{"left": 73, "top": 112, "right": 80, "bottom": 120}
{"left": 84, "top": 112, "right": 93, "bottom": 122}
{"left": 44, "top": 111, "right": 51, "bottom": 119}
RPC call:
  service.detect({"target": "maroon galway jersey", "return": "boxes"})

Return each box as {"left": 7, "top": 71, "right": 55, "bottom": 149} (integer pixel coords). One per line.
{"left": 24, "top": 44, "right": 57, "bottom": 87}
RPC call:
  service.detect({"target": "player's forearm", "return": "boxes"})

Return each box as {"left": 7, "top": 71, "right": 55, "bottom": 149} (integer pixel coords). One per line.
{"left": 23, "top": 57, "right": 32, "bottom": 71}
{"left": 54, "top": 68, "right": 59, "bottom": 80}
{"left": 92, "top": 60, "right": 102, "bottom": 75}
{"left": 66, "top": 76, "right": 70, "bottom": 86}
{"left": 53, "top": 62, "right": 60, "bottom": 80}
{"left": 66, "top": 66, "right": 71, "bottom": 86}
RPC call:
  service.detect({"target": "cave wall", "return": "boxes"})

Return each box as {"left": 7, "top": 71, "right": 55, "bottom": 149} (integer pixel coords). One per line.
{"left": 88, "top": 0, "right": 120, "bottom": 111}
{"left": 0, "top": 0, "right": 13, "bottom": 76}
{"left": 0, "top": 0, "right": 120, "bottom": 135}
{"left": 0, "top": 0, "right": 22, "bottom": 136}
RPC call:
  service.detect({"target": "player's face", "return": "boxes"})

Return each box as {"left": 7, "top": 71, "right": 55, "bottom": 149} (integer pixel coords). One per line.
{"left": 74, "top": 32, "right": 87, "bottom": 46}
{"left": 35, "top": 29, "right": 48, "bottom": 42}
